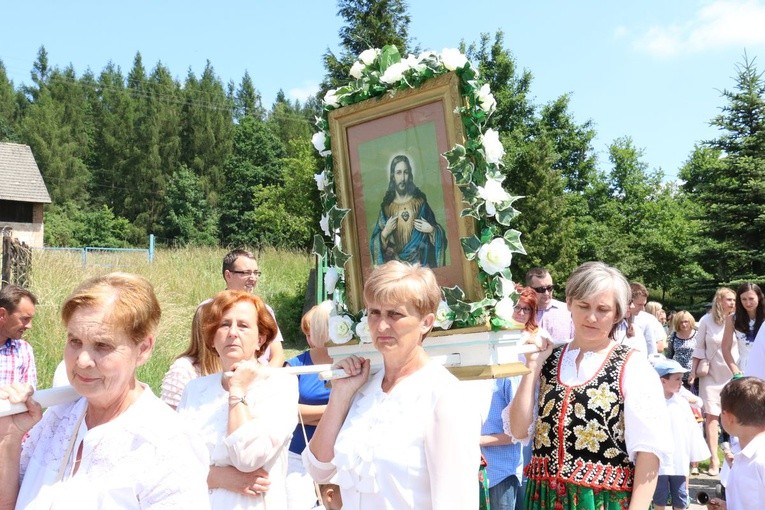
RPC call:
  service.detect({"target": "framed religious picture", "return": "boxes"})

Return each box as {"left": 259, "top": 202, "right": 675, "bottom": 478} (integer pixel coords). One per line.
{"left": 328, "top": 72, "right": 480, "bottom": 313}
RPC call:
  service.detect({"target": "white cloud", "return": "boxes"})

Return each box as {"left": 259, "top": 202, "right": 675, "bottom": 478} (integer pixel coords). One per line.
{"left": 287, "top": 81, "right": 320, "bottom": 102}
{"left": 633, "top": 0, "right": 765, "bottom": 57}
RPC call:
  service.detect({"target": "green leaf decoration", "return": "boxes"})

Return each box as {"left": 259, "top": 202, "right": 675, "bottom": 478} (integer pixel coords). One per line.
{"left": 332, "top": 245, "right": 351, "bottom": 269}
{"left": 312, "top": 235, "right": 327, "bottom": 257}
{"left": 460, "top": 207, "right": 481, "bottom": 219}
{"left": 503, "top": 229, "right": 527, "bottom": 255}
{"left": 469, "top": 297, "right": 496, "bottom": 313}
{"left": 379, "top": 45, "right": 402, "bottom": 71}
{"left": 443, "top": 144, "right": 466, "bottom": 166}
{"left": 461, "top": 236, "right": 482, "bottom": 260}
{"left": 328, "top": 206, "right": 350, "bottom": 231}
{"left": 442, "top": 285, "right": 466, "bottom": 303}
{"left": 494, "top": 205, "right": 520, "bottom": 226}
{"left": 495, "top": 274, "right": 514, "bottom": 297}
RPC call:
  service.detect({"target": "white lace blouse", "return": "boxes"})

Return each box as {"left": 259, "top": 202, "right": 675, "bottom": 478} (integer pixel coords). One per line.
{"left": 17, "top": 385, "right": 210, "bottom": 509}
{"left": 160, "top": 355, "right": 200, "bottom": 408}
{"left": 503, "top": 344, "right": 673, "bottom": 466}
{"left": 303, "top": 360, "right": 481, "bottom": 510}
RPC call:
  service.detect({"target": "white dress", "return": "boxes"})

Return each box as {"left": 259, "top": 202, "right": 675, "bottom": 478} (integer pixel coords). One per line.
{"left": 178, "top": 371, "right": 298, "bottom": 510}
{"left": 303, "top": 360, "right": 481, "bottom": 510}
{"left": 17, "top": 385, "right": 210, "bottom": 509}
{"left": 746, "top": 324, "right": 765, "bottom": 379}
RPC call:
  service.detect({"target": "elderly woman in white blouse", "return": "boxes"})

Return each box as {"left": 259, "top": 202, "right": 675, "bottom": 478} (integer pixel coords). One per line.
{"left": 0, "top": 273, "right": 209, "bottom": 509}
{"left": 509, "top": 262, "right": 672, "bottom": 510}
{"left": 304, "top": 261, "right": 480, "bottom": 509}
{"left": 177, "top": 290, "right": 298, "bottom": 509}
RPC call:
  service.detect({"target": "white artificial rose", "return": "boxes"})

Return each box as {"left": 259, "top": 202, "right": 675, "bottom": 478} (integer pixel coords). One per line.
{"left": 476, "top": 83, "right": 496, "bottom": 113}
{"left": 324, "top": 267, "right": 339, "bottom": 294}
{"left": 440, "top": 48, "right": 468, "bottom": 71}
{"left": 313, "top": 171, "right": 328, "bottom": 191}
{"left": 404, "top": 54, "right": 426, "bottom": 73}
{"left": 329, "top": 315, "right": 355, "bottom": 344}
{"left": 482, "top": 128, "right": 505, "bottom": 165}
{"left": 311, "top": 131, "right": 327, "bottom": 153}
{"left": 418, "top": 50, "right": 437, "bottom": 62}
{"left": 319, "top": 214, "right": 330, "bottom": 237}
{"left": 477, "top": 178, "right": 510, "bottom": 216}
{"left": 434, "top": 300, "right": 454, "bottom": 330}
{"left": 359, "top": 48, "right": 380, "bottom": 65}
{"left": 380, "top": 61, "right": 410, "bottom": 84}
{"left": 494, "top": 297, "right": 515, "bottom": 322}
{"left": 323, "top": 89, "right": 340, "bottom": 108}
{"left": 477, "top": 238, "right": 513, "bottom": 275}
{"left": 349, "top": 61, "right": 365, "bottom": 79}
{"left": 355, "top": 315, "right": 372, "bottom": 343}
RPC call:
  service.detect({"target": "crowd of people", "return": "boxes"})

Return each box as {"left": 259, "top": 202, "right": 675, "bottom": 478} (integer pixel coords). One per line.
{"left": 1, "top": 251, "right": 764, "bottom": 510}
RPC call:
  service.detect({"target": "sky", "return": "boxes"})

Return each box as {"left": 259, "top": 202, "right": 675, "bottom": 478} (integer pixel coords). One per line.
{"left": 2, "top": 0, "right": 765, "bottom": 181}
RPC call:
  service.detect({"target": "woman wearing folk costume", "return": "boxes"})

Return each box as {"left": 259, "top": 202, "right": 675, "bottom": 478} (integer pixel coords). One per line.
{"left": 0, "top": 273, "right": 209, "bottom": 509}
{"left": 303, "top": 260, "right": 480, "bottom": 509}
{"left": 509, "top": 261, "right": 672, "bottom": 510}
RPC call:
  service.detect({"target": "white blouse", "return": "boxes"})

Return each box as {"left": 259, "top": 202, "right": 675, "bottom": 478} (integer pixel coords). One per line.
{"left": 303, "top": 360, "right": 481, "bottom": 510}
{"left": 178, "top": 370, "right": 298, "bottom": 510}
{"left": 160, "top": 355, "right": 200, "bottom": 408}
{"left": 503, "top": 344, "right": 673, "bottom": 465}
{"left": 17, "top": 385, "right": 210, "bottom": 509}
{"left": 659, "top": 393, "right": 710, "bottom": 476}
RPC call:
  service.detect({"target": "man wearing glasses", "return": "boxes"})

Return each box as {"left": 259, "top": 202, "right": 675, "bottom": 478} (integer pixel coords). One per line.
{"left": 525, "top": 267, "right": 573, "bottom": 345}
{"left": 221, "top": 249, "right": 285, "bottom": 367}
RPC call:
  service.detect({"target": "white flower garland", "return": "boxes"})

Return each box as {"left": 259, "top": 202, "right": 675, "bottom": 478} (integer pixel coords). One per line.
{"left": 311, "top": 45, "right": 526, "bottom": 344}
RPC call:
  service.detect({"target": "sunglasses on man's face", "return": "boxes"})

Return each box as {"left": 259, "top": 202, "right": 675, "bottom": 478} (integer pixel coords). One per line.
{"left": 532, "top": 285, "right": 554, "bottom": 294}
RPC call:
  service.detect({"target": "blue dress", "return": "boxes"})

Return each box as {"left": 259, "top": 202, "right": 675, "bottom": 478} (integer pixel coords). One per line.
{"left": 286, "top": 351, "right": 331, "bottom": 454}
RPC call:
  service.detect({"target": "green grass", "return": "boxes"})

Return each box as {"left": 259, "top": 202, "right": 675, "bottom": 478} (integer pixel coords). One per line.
{"left": 26, "top": 247, "right": 312, "bottom": 392}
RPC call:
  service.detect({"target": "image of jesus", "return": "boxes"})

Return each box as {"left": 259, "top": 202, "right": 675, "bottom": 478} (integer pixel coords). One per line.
{"left": 369, "top": 154, "right": 446, "bottom": 267}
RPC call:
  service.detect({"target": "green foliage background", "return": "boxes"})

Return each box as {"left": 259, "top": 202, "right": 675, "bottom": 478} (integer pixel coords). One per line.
{"left": 1, "top": 0, "right": 765, "bottom": 310}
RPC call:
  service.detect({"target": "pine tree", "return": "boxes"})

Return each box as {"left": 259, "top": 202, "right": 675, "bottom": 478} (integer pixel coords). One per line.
{"left": 180, "top": 61, "right": 234, "bottom": 199}
{"left": 234, "top": 70, "right": 265, "bottom": 121}
{"left": 0, "top": 60, "right": 20, "bottom": 141}
{"left": 322, "top": 0, "right": 413, "bottom": 90}
{"left": 680, "top": 55, "right": 765, "bottom": 281}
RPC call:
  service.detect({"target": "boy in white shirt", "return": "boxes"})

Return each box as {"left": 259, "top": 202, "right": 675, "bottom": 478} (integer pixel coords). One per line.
{"left": 707, "top": 376, "right": 765, "bottom": 510}
{"left": 652, "top": 358, "right": 710, "bottom": 510}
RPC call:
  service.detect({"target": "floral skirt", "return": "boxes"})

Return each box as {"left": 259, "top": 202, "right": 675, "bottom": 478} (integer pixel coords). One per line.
{"left": 525, "top": 479, "right": 632, "bottom": 510}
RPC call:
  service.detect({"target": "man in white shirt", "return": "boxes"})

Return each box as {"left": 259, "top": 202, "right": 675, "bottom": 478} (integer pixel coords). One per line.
{"left": 525, "top": 267, "right": 573, "bottom": 345}
{"left": 630, "top": 282, "right": 667, "bottom": 354}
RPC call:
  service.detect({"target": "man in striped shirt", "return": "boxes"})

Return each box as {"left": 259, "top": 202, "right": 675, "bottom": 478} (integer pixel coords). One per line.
{"left": 0, "top": 285, "right": 37, "bottom": 387}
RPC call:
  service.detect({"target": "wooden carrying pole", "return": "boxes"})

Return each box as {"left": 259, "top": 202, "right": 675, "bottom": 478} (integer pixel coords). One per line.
{"left": 1, "top": 330, "right": 537, "bottom": 418}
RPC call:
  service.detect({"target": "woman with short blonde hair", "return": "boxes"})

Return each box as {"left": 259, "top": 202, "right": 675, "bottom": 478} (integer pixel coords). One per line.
{"left": 0, "top": 273, "right": 209, "bottom": 508}
{"left": 285, "top": 301, "right": 335, "bottom": 510}
{"left": 305, "top": 261, "right": 479, "bottom": 509}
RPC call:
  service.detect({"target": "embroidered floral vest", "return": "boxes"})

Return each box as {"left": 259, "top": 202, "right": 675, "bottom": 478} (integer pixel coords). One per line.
{"left": 525, "top": 344, "right": 634, "bottom": 491}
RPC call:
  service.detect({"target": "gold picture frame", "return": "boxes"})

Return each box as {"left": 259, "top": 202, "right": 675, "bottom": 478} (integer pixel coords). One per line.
{"left": 328, "top": 72, "right": 480, "bottom": 313}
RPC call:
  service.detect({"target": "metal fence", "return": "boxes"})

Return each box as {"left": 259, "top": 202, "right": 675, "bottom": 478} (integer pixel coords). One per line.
{"left": 33, "top": 234, "right": 156, "bottom": 270}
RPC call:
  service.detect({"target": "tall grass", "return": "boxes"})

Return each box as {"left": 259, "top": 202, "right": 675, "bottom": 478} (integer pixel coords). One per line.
{"left": 26, "top": 247, "right": 312, "bottom": 392}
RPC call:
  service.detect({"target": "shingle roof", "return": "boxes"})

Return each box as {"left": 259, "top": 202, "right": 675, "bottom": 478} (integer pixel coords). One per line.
{"left": 0, "top": 142, "right": 52, "bottom": 203}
